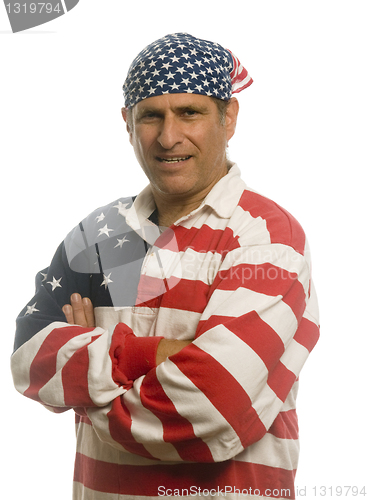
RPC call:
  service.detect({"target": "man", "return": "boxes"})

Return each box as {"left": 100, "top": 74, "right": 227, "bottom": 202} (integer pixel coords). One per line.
{"left": 11, "top": 33, "right": 319, "bottom": 499}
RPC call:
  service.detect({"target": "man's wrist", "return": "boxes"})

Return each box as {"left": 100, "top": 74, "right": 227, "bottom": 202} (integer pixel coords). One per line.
{"left": 112, "top": 324, "right": 163, "bottom": 384}
{"left": 156, "top": 339, "right": 192, "bottom": 365}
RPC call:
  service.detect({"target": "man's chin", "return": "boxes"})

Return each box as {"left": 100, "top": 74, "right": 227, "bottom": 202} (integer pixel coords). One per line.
{"left": 152, "top": 179, "right": 199, "bottom": 198}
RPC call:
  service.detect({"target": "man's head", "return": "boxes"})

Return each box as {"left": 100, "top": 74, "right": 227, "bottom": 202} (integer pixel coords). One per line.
{"left": 121, "top": 33, "right": 252, "bottom": 207}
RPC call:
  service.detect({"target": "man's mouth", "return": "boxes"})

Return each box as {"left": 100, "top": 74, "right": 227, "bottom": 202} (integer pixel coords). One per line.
{"left": 157, "top": 156, "right": 192, "bottom": 164}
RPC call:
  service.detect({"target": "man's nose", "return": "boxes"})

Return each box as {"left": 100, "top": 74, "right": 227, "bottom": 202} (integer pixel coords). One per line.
{"left": 157, "top": 116, "right": 183, "bottom": 150}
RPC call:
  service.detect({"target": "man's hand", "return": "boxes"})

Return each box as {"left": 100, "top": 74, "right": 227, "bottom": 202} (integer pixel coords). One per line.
{"left": 62, "top": 293, "right": 95, "bottom": 328}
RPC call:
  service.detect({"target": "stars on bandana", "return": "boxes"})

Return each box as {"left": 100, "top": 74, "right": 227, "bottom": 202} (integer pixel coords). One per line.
{"left": 123, "top": 33, "right": 236, "bottom": 109}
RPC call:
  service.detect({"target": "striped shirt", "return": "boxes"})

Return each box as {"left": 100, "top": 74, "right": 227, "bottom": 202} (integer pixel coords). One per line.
{"left": 11, "top": 164, "right": 320, "bottom": 499}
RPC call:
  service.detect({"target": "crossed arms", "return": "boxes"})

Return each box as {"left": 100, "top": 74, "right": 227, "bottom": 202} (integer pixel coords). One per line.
{"left": 11, "top": 213, "right": 319, "bottom": 462}
{"left": 62, "top": 293, "right": 191, "bottom": 365}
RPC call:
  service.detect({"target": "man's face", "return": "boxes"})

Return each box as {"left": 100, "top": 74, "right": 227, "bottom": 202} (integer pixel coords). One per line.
{"left": 122, "top": 94, "right": 239, "bottom": 204}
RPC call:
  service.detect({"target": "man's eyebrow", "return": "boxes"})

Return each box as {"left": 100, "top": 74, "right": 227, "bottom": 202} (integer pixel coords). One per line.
{"left": 175, "top": 104, "right": 209, "bottom": 113}
{"left": 135, "top": 107, "right": 160, "bottom": 118}
{"left": 135, "top": 104, "right": 209, "bottom": 118}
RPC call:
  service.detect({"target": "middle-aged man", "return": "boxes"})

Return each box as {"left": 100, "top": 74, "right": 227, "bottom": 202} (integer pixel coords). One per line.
{"left": 11, "top": 33, "right": 320, "bottom": 500}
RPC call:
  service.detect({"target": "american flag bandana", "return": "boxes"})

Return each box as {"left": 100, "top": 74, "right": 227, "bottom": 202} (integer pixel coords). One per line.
{"left": 123, "top": 33, "right": 253, "bottom": 109}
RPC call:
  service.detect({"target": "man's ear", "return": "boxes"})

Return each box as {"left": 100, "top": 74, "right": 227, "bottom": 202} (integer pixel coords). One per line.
{"left": 121, "top": 107, "right": 133, "bottom": 143}
{"left": 225, "top": 97, "right": 239, "bottom": 143}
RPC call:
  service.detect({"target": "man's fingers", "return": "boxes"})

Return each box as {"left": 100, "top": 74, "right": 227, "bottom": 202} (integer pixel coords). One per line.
{"left": 70, "top": 293, "right": 89, "bottom": 327}
{"left": 62, "top": 304, "right": 74, "bottom": 324}
{"left": 62, "top": 294, "right": 96, "bottom": 328}
{"left": 82, "top": 297, "right": 96, "bottom": 327}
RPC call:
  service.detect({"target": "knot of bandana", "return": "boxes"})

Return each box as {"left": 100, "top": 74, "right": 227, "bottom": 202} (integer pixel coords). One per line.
{"left": 123, "top": 33, "right": 252, "bottom": 109}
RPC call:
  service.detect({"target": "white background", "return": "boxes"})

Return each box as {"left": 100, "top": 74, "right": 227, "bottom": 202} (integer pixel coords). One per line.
{"left": 1, "top": 1, "right": 367, "bottom": 498}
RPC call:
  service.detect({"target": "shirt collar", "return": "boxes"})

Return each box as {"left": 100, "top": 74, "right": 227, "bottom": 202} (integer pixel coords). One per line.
{"left": 125, "top": 184, "right": 161, "bottom": 245}
{"left": 200, "top": 163, "right": 246, "bottom": 218}
{"left": 125, "top": 162, "right": 245, "bottom": 239}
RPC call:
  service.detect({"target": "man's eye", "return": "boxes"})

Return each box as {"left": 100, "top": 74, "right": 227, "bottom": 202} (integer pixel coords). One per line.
{"left": 139, "top": 113, "right": 159, "bottom": 122}
{"left": 183, "top": 110, "right": 198, "bottom": 117}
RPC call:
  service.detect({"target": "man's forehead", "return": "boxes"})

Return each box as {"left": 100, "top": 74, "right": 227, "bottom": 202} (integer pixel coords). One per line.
{"left": 133, "top": 94, "right": 215, "bottom": 114}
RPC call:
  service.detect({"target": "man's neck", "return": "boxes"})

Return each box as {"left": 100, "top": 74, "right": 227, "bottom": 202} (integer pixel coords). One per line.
{"left": 153, "top": 162, "right": 232, "bottom": 228}
{"left": 156, "top": 200, "right": 202, "bottom": 228}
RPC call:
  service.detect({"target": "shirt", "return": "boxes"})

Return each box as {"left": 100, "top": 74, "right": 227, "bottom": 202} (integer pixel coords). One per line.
{"left": 11, "top": 164, "right": 320, "bottom": 499}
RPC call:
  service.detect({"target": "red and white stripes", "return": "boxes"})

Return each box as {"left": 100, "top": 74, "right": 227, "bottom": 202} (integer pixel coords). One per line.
{"left": 11, "top": 164, "right": 319, "bottom": 499}
{"left": 228, "top": 49, "right": 254, "bottom": 94}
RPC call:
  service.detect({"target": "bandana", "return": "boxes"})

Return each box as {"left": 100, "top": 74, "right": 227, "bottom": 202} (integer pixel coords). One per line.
{"left": 123, "top": 33, "right": 253, "bottom": 109}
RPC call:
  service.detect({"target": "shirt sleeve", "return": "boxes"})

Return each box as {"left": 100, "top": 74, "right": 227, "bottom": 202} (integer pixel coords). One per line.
{"left": 85, "top": 239, "right": 320, "bottom": 463}
{"left": 11, "top": 236, "right": 162, "bottom": 412}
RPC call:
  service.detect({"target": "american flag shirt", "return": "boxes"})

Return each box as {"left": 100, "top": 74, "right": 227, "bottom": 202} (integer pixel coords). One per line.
{"left": 11, "top": 164, "right": 319, "bottom": 499}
